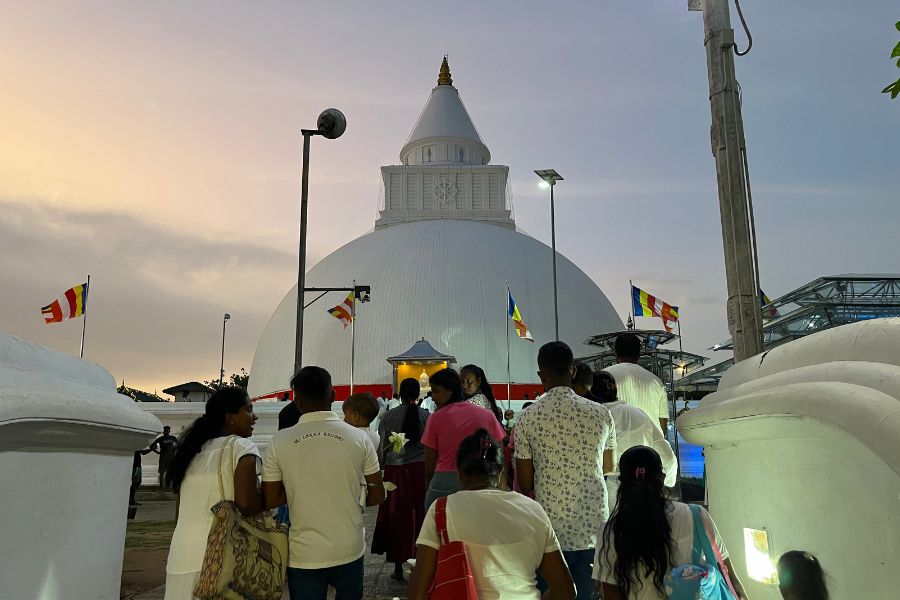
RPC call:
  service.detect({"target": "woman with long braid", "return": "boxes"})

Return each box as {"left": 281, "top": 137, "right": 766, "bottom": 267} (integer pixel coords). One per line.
{"left": 371, "top": 377, "right": 430, "bottom": 581}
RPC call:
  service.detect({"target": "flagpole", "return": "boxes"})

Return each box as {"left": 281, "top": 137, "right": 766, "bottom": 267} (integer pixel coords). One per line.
{"left": 677, "top": 319, "right": 683, "bottom": 353}
{"left": 80, "top": 274, "right": 90, "bottom": 358}
{"left": 505, "top": 281, "right": 511, "bottom": 410}
{"left": 628, "top": 279, "right": 634, "bottom": 329}
{"left": 670, "top": 356, "right": 682, "bottom": 488}
{"left": 350, "top": 282, "right": 356, "bottom": 396}
{"left": 673, "top": 313, "right": 683, "bottom": 488}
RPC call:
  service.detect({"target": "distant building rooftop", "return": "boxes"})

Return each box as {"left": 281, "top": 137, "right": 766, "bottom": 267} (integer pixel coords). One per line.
{"left": 162, "top": 381, "right": 214, "bottom": 395}
{"left": 387, "top": 338, "right": 457, "bottom": 365}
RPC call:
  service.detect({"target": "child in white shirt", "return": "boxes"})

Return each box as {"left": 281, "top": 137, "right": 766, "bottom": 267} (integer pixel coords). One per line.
{"left": 343, "top": 392, "right": 381, "bottom": 457}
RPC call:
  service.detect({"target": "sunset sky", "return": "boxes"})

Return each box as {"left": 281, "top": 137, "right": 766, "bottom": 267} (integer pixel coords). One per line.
{"left": 2, "top": 0, "right": 897, "bottom": 396}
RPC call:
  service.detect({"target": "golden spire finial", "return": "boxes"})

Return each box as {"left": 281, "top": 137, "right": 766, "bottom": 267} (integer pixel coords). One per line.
{"left": 437, "top": 55, "right": 453, "bottom": 86}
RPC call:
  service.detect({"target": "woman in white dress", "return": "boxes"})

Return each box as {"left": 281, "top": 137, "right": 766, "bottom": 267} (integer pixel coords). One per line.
{"left": 409, "top": 428, "right": 576, "bottom": 600}
{"left": 163, "top": 387, "right": 263, "bottom": 599}
{"left": 595, "top": 446, "right": 748, "bottom": 600}
{"left": 460, "top": 364, "right": 503, "bottom": 422}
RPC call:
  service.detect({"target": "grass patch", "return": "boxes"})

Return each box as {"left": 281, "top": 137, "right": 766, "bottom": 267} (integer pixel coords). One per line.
{"left": 125, "top": 520, "right": 176, "bottom": 548}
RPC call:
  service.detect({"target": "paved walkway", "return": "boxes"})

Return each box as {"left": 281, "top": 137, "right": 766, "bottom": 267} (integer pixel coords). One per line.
{"left": 130, "top": 503, "right": 408, "bottom": 600}
{"left": 133, "top": 500, "right": 176, "bottom": 522}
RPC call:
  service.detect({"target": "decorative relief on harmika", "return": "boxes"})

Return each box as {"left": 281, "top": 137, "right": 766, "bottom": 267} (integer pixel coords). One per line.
{"left": 433, "top": 176, "right": 458, "bottom": 206}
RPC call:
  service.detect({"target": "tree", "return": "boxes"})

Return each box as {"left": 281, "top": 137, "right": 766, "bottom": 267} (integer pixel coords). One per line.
{"left": 883, "top": 21, "right": 900, "bottom": 100}
{"left": 205, "top": 368, "right": 249, "bottom": 391}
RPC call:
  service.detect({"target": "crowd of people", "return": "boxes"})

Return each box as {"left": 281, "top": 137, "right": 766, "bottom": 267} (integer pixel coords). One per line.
{"left": 157, "top": 333, "right": 830, "bottom": 600}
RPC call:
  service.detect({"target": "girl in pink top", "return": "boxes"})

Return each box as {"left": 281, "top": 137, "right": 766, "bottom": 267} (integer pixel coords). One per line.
{"left": 421, "top": 368, "right": 507, "bottom": 509}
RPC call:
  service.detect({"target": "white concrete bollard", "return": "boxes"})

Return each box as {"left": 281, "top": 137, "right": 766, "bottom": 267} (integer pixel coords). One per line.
{"left": 0, "top": 332, "right": 161, "bottom": 600}
{"left": 679, "top": 318, "right": 900, "bottom": 600}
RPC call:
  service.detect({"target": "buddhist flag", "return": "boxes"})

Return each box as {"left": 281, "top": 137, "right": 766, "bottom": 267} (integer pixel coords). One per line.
{"left": 759, "top": 288, "right": 779, "bottom": 319}
{"left": 508, "top": 290, "right": 534, "bottom": 342}
{"left": 42, "top": 282, "right": 89, "bottom": 324}
{"left": 327, "top": 292, "right": 355, "bottom": 328}
{"left": 632, "top": 285, "right": 679, "bottom": 333}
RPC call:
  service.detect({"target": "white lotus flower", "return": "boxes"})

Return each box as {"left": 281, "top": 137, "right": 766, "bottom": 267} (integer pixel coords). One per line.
{"left": 388, "top": 431, "right": 408, "bottom": 454}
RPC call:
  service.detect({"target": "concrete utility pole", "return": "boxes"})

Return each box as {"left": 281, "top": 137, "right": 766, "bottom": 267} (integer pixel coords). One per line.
{"left": 698, "top": 0, "right": 764, "bottom": 362}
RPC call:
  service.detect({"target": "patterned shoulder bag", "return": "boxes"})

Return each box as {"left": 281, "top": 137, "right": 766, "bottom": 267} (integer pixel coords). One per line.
{"left": 194, "top": 436, "right": 289, "bottom": 600}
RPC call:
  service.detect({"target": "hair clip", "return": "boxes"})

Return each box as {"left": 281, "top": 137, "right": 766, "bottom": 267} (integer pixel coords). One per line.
{"left": 635, "top": 466, "right": 647, "bottom": 480}
{"left": 480, "top": 437, "right": 492, "bottom": 459}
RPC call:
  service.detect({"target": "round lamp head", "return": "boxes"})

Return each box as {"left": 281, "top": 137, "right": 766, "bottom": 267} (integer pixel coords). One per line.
{"left": 317, "top": 108, "right": 347, "bottom": 139}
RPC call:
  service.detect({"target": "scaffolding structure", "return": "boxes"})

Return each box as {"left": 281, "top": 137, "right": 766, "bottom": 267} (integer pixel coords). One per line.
{"left": 678, "top": 274, "right": 900, "bottom": 393}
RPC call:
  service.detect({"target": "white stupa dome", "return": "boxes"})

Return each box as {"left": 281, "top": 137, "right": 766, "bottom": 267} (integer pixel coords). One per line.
{"left": 248, "top": 59, "right": 622, "bottom": 400}
{"left": 249, "top": 219, "right": 621, "bottom": 399}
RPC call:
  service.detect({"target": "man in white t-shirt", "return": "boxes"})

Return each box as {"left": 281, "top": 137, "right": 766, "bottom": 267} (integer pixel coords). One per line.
{"left": 387, "top": 393, "right": 402, "bottom": 411}
{"left": 592, "top": 370, "right": 678, "bottom": 502}
{"left": 419, "top": 391, "right": 436, "bottom": 413}
{"left": 369, "top": 393, "right": 388, "bottom": 434}
{"left": 262, "top": 366, "right": 386, "bottom": 600}
{"left": 603, "top": 333, "right": 670, "bottom": 432}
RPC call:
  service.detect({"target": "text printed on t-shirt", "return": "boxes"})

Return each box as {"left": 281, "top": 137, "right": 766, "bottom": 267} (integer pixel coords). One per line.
{"left": 294, "top": 431, "right": 345, "bottom": 443}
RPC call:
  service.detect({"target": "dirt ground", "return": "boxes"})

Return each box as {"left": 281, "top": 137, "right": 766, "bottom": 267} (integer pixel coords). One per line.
{"left": 120, "top": 520, "right": 176, "bottom": 599}
{"left": 119, "top": 499, "right": 408, "bottom": 600}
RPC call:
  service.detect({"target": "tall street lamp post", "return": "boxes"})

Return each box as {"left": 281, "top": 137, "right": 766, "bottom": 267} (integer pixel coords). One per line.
{"left": 294, "top": 108, "right": 347, "bottom": 377}
{"left": 219, "top": 313, "right": 230, "bottom": 386}
{"left": 535, "top": 169, "right": 564, "bottom": 341}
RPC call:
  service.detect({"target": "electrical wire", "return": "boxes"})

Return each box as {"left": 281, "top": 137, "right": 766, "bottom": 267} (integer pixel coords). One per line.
{"left": 733, "top": 0, "right": 753, "bottom": 56}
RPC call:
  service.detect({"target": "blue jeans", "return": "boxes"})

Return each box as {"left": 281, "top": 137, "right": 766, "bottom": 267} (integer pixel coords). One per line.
{"left": 286, "top": 556, "right": 364, "bottom": 600}
{"left": 275, "top": 504, "right": 290, "bottom": 526}
{"left": 563, "top": 549, "right": 596, "bottom": 600}
{"left": 539, "top": 548, "right": 596, "bottom": 600}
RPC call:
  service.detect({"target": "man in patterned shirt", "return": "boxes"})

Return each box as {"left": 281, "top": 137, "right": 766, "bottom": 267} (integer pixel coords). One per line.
{"left": 515, "top": 341, "right": 616, "bottom": 600}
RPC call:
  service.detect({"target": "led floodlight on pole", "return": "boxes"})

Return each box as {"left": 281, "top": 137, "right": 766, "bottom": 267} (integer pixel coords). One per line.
{"left": 534, "top": 169, "right": 564, "bottom": 341}
{"left": 294, "top": 108, "right": 347, "bottom": 378}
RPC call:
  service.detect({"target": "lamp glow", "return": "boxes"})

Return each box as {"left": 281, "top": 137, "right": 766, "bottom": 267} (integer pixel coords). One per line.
{"left": 539, "top": 180, "right": 550, "bottom": 189}
{"left": 743, "top": 528, "right": 778, "bottom": 585}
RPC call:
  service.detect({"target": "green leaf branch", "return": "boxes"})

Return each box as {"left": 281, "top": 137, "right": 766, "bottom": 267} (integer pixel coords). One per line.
{"left": 882, "top": 21, "right": 900, "bottom": 99}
